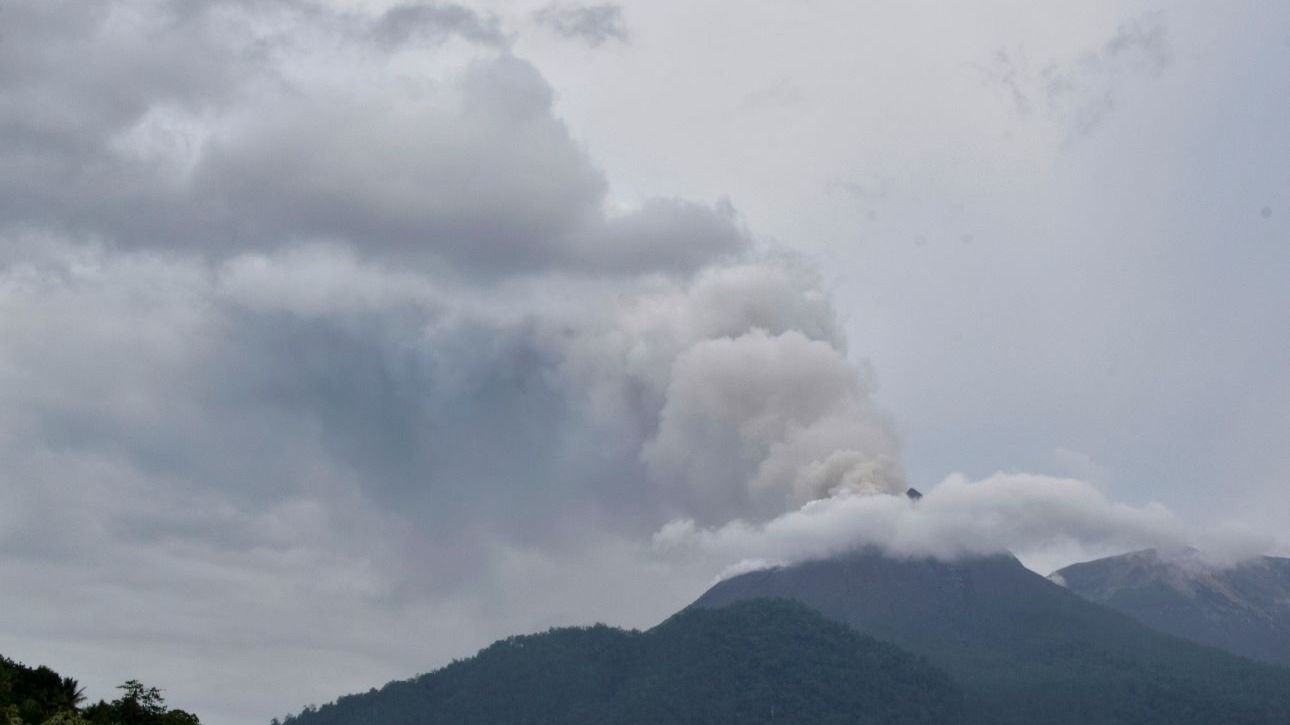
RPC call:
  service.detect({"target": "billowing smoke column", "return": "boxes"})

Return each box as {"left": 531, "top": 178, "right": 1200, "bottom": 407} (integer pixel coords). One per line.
{"left": 645, "top": 328, "right": 904, "bottom": 519}
{"left": 0, "top": 0, "right": 909, "bottom": 566}
{"left": 551, "top": 259, "right": 907, "bottom": 526}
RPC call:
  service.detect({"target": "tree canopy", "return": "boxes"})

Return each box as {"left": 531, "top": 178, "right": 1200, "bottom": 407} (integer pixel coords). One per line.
{"left": 1, "top": 656, "right": 199, "bottom": 725}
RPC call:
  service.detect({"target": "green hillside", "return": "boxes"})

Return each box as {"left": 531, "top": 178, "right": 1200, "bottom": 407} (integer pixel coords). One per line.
{"left": 279, "top": 598, "right": 966, "bottom": 725}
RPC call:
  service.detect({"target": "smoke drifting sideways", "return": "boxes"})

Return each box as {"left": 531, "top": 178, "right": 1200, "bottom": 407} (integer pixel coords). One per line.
{"left": 0, "top": 0, "right": 906, "bottom": 556}
{"left": 652, "top": 473, "right": 1279, "bottom": 578}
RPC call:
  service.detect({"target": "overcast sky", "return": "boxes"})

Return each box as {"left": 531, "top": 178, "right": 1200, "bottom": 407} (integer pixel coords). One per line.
{"left": 1, "top": 2, "right": 1287, "bottom": 724}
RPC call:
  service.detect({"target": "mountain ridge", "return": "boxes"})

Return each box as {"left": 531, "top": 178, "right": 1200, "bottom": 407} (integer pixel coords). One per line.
{"left": 691, "top": 547, "right": 1290, "bottom": 724}
{"left": 277, "top": 598, "right": 966, "bottom": 725}
{"left": 1052, "top": 548, "right": 1290, "bottom": 666}
{"left": 278, "top": 547, "right": 1290, "bottom": 725}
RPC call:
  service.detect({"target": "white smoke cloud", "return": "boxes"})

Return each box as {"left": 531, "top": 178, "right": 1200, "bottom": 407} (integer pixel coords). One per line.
{"left": 653, "top": 472, "right": 1278, "bottom": 576}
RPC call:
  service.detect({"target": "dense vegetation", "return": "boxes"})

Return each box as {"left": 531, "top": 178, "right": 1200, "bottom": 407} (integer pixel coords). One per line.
{"left": 1, "top": 656, "right": 199, "bottom": 725}
{"left": 279, "top": 598, "right": 966, "bottom": 725}
{"left": 695, "top": 549, "right": 1290, "bottom": 725}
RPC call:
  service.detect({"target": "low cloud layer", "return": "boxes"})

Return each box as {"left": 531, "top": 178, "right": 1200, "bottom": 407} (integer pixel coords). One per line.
{"left": 654, "top": 473, "right": 1278, "bottom": 579}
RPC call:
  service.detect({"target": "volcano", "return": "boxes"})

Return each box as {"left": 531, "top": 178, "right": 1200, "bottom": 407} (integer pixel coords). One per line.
{"left": 692, "top": 547, "right": 1290, "bottom": 724}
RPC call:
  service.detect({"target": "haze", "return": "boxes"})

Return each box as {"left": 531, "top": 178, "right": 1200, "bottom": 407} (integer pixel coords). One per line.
{"left": 0, "top": 2, "right": 1286, "bottom": 724}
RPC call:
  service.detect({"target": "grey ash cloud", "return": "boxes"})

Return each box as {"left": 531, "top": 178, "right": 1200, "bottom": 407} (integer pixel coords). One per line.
{"left": 0, "top": 0, "right": 728, "bottom": 276}
{"left": 0, "top": 0, "right": 737, "bottom": 276}
{"left": 0, "top": 2, "right": 902, "bottom": 722}
{"left": 370, "top": 2, "right": 507, "bottom": 48}
{"left": 534, "top": 2, "right": 629, "bottom": 46}
{"left": 981, "top": 13, "right": 1171, "bottom": 141}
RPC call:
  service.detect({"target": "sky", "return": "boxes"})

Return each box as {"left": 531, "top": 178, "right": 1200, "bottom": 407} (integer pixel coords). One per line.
{"left": 0, "top": 1, "right": 1287, "bottom": 724}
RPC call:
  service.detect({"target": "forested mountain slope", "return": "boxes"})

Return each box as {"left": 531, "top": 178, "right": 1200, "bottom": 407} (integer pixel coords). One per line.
{"left": 279, "top": 598, "right": 965, "bottom": 725}
{"left": 693, "top": 548, "right": 1290, "bottom": 725}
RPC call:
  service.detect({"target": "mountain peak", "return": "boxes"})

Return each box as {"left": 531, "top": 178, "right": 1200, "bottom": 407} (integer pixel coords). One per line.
{"left": 691, "top": 546, "right": 1290, "bottom": 724}
{"left": 1049, "top": 548, "right": 1222, "bottom": 595}
{"left": 1053, "top": 548, "right": 1290, "bottom": 665}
